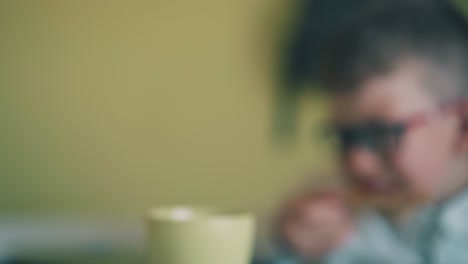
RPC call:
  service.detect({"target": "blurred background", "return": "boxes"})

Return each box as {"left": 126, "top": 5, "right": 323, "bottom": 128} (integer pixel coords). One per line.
{"left": 0, "top": 0, "right": 332, "bottom": 262}
{"left": 0, "top": 0, "right": 333, "bottom": 215}
{"left": 1, "top": 0, "right": 467, "bottom": 263}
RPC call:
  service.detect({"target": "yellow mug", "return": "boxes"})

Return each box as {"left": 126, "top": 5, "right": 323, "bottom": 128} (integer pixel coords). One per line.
{"left": 146, "top": 207, "right": 255, "bottom": 264}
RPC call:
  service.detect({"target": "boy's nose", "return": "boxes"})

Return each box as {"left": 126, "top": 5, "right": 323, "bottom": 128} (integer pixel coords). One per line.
{"left": 344, "top": 147, "right": 382, "bottom": 181}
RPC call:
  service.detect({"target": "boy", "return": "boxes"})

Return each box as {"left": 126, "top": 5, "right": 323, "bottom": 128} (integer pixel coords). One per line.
{"left": 280, "top": 1, "right": 468, "bottom": 263}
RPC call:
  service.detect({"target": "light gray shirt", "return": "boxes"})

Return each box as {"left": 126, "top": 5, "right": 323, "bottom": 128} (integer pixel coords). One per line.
{"left": 324, "top": 188, "right": 468, "bottom": 264}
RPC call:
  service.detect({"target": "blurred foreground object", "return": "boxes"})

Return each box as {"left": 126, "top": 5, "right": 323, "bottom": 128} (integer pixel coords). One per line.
{"left": 147, "top": 207, "right": 255, "bottom": 264}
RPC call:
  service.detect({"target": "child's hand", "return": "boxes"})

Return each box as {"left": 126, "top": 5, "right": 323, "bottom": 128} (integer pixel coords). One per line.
{"left": 279, "top": 190, "right": 354, "bottom": 260}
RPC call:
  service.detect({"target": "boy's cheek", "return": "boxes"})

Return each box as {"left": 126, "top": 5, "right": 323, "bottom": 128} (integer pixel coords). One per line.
{"left": 393, "top": 129, "right": 451, "bottom": 196}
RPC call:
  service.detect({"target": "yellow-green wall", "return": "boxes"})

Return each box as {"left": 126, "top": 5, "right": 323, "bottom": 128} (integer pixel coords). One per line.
{"left": 0, "top": 0, "right": 333, "bottom": 214}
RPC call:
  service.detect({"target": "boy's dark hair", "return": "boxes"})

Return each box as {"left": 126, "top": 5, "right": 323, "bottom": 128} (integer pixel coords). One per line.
{"left": 321, "top": 0, "right": 468, "bottom": 98}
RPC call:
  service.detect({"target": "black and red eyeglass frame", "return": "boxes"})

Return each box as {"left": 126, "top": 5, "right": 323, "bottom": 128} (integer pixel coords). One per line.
{"left": 330, "top": 98, "right": 468, "bottom": 154}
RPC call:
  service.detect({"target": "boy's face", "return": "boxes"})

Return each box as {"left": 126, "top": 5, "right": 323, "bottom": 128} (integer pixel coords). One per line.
{"left": 330, "top": 63, "right": 465, "bottom": 206}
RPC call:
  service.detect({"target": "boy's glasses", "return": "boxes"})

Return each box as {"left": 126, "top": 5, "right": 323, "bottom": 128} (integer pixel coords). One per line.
{"left": 329, "top": 99, "right": 467, "bottom": 155}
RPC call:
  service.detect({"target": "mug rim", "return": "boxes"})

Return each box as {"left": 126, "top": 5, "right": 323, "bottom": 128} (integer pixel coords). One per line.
{"left": 146, "top": 206, "right": 253, "bottom": 222}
